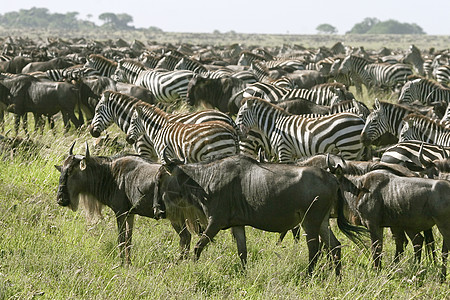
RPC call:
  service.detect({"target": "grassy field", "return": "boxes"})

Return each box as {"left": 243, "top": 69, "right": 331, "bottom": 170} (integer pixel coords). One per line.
{"left": 0, "top": 112, "right": 449, "bottom": 299}
{"left": 0, "top": 31, "right": 450, "bottom": 299}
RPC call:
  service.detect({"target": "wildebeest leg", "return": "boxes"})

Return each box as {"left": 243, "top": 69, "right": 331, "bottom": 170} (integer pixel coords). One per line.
{"left": 230, "top": 226, "right": 247, "bottom": 266}
{"left": 442, "top": 239, "right": 448, "bottom": 282}
{"left": 318, "top": 219, "right": 342, "bottom": 276}
{"left": 170, "top": 220, "right": 191, "bottom": 260}
{"left": 116, "top": 213, "right": 134, "bottom": 265}
{"left": 390, "top": 227, "right": 407, "bottom": 263}
{"left": 193, "top": 223, "right": 220, "bottom": 262}
{"left": 368, "top": 225, "right": 384, "bottom": 269}
{"left": 405, "top": 230, "right": 424, "bottom": 263}
{"left": 424, "top": 229, "right": 436, "bottom": 263}
{"left": 301, "top": 222, "right": 321, "bottom": 275}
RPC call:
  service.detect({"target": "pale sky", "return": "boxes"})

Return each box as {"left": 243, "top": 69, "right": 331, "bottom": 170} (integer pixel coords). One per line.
{"left": 1, "top": 0, "right": 449, "bottom": 35}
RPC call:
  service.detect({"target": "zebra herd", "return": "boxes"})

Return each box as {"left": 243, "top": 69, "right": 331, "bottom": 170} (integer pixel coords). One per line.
{"left": 3, "top": 36, "right": 450, "bottom": 278}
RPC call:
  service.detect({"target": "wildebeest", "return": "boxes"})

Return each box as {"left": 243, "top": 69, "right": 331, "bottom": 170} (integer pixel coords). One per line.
{"left": 153, "top": 153, "right": 366, "bottom": 275}
{"left": 328, "top": 158, "right": 450, "bottom": 281}
{"left": 55, "top": 142, "right": 205, "bottom": 264}
{"left": 0, "top": 74, "right": 82, "bottom": 133}
{"left": 21, "top": 57, "right": 75, "bottom": 73}
{"left": 186, "top": 76, "right": 248, "bottom": 114}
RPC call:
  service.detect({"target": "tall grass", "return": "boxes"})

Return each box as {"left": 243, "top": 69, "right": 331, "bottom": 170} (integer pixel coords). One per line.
{"left": 0, "top": 111, "right": 449, "bottom": 299}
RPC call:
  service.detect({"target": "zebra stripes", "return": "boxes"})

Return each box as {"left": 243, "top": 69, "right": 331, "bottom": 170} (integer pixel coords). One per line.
{"left": 84, "top": 54, "right": 117, "bottom": 78}
{"left": 361, "top": 99, "right": 420, "bottom": 145}
{"left": 89, "top": 91, "right": 238, "bottom": 159}
{"left": 235, "top": 97, "right": 367, "bottom": 162}
{"left": 380, "top": 141, "right": 450, "bottom": 171}
{"left": 339, "top": 55, "right": 412, "bottom": 93}
{"left": 126, "top": 102, "right": 239, "bottom": 163}
{"left": 113, "top": 59, "right": 196, "bottom": 103}
{"left": 399, "top": 114, "right": 450, "bottom": 146}
{"left": 398, "top": 77, "right": 450, "bottom": 105}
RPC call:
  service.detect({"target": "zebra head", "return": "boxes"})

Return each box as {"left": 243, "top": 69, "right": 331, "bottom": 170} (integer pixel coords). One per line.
{"left": 361, "top": 99, "right": 386, "bottom": 146}
{"left": 126, "top": 107, "right": 145, "bottom": 145}
{"left": 398, "top": 80, "right": 413, "bottom": 104}
{"left": 89, "top": 91, "right": 114, "bottom": 138}
{"left": 235, "top": 97, "right": 260, "bottom": 137}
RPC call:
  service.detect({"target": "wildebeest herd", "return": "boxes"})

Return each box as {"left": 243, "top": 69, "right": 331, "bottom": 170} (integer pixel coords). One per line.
{"left": 1, "top": 36, "right": 450, "bottom": 280}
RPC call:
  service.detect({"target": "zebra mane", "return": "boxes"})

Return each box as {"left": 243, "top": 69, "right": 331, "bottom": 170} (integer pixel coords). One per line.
{"left": 88, "top": 54, "right": 117, "bottom": 66}
{"left": 412, "top": 77, "right": 450, "bottom": 90}
{"left": 135, "top": 101, "right": 168, "bottom": 119}
{"left": 376, "top": 100, "right": 419, "bottom": 113}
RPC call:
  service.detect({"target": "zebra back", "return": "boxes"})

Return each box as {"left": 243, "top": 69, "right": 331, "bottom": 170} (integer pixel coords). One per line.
{"left": 399, "top": 113, "right": 450, "bottom": 146}
{"left": 85, "top": 54, "right": 117, "bottom": 78}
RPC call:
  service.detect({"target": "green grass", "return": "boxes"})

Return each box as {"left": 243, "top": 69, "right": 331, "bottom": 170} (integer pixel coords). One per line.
{"left": 0, "top": 113, "right": 449, "bottom": 299}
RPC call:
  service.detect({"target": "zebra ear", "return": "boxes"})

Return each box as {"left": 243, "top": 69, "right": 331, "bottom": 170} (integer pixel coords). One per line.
{"left": 374, "top": 98, "right": 380, "bottom": 110}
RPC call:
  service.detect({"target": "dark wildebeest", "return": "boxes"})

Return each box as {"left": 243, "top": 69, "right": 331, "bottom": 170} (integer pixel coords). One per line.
{"left": 55, "top": 142, "right": 205, "bottom": 264}
{"left": 1, "top": 74, "right": 82, "bottom": 133}
{"left": 153, "top": 154, "right": 366, "bottom": 276}
{"left": 295, "top": 153, "right": 436, "bottom": 262}
{"left": 186, "top": 76, "right": 248, "bottom": 114}
{"left": 21, "top": 57, "right": 75, "bottom": 73}
{"left": 0, "top": 56, "right": 33, "bottom": 73}
{"left": 327, "top": 157, "right": 450, "bottom": 281}
{"left": 276, "top": 98, "right": 330, "bottom": 115}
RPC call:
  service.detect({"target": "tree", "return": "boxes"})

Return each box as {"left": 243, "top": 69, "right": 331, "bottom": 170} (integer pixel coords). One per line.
{"left": 316, "top": 24, "right": 337, "bottom": 34}
{"left": 98, "top": 12, "right": 133, "bottom": 30}
{"left": 347, "top": 17, "right": 380, "bottom": 34}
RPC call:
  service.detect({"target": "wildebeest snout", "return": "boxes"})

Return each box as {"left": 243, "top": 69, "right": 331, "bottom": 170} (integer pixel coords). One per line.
{"left": 56, "top": 185, "right": 71, "bottom": 206}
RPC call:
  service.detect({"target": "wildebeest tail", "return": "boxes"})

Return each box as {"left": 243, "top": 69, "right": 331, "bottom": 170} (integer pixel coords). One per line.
{"left": 336, "top": 187, "right": 369, "bottom": 249}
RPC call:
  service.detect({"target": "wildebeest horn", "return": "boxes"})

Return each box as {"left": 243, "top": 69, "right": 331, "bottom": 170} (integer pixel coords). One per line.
{"left": 163, "top": 147, "right": 171, "bottom": 164}
{"left": 85, "top": 141, "right": 90, "bottom": 158}
{"left": 69, "top": 141, "right": 76, "bottom": 155}
{"left": 418, "top": 142, "right": 433, "bottom": 167}
{"left": 326, "top": 153, "right": 337, "bottom": 173}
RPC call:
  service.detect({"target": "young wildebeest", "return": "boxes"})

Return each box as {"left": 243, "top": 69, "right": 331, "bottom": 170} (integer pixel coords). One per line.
{"left": 328, "top": 157, "right": 450, "bottom": 281}
{"left": 55, "top": 142, "right": 205, "bottom": 264}
{"left": 153, "top": 154, "right": 366, "bottom": 276}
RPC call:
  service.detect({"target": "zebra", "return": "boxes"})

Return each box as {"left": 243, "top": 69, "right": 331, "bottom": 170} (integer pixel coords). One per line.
{"left": 113, "top": 59, "right": 196, "bottom": 103}
{"left": 125, "top": 102, "right": 240, "bottom": 163}
{"left": 399, "top": 113, "right": 450, "bottom": 146}
{"left": 235, "top": 97, "right": 367, "bottom": 162}
{"left": 241, "top": 82, "right": 346, "bottom": 106}
{"left": 339, "top": 55, "right": 412, "bottom": 94}
{"left": 84, "top": 54, "right": 118, "bottom": 78}
{"left": 403, "top": 45, "right": 425, "bottom": 76}
{"left": 398, "top": 77, "right": 450, "bottom": 105}
{"left": 380, "top": 141, "right": 450, "bottom": 172}
{"left": 361, "top": 99, "right": 422, "bottom": 146}
{"left": 89, "top": 91, "right": 238, "bottom": 159}
{"left": 434, "top": 65, "right": 450, "bottom": 86}
{"left": 330, "top": 99, "right": 370, "bottom": 121}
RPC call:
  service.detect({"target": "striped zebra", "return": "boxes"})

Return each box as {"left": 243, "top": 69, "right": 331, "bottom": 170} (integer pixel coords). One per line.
{"left": 380, "top": 141, "right": 450, "bottom": 171}
{"left": 113, "top": 59, "right": 196, "bottom": 103}
{"left": 125, "top": 102, "right": 239, "bottom": 163}
{"left": 398, "top": 77, "right": 450, "bottom": 105}
{"left": 399, "top": 114, "right": 450, "bottom": 146}
{"left": 84, "top": 54, "right": 117, "bottom": 78}
{"left": 339, "top": 55, "right": 412, "bottom": 94}
{"left": 241, "top": 82, "right": 346, "bottom": 106}
{"left": 89, "top": 91, "right": 238, "bottom": 159}
{"left": 403, "top": 45, "right": 425, "bottom": 76}
{"left": 434, "top": 65, "right": 450, "bottom": 86}
{"left": 235, "top": 97, "right": 367, "bottom": 162}
{"left": 361, "top": 99, "right": 421, "bottom": 145}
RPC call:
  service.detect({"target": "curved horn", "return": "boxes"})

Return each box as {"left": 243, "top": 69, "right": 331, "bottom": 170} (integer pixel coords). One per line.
{"left": 85, "top": 141, "right": 90, "bottom": 158}
{"left": 69, "top": 141, "right": 76, "bottom": 155}
{"left": 163, "top": 147, "right": 172, "bottom": 164}
{"left": 418, "top": 142, "right": 433, "bottom": 167}
{"left": 326, "top": 153, "right": 337, "bottom": 173}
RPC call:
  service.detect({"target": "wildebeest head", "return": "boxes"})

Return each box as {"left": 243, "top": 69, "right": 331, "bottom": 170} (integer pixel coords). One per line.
{"left": 186, "top": 76, "right": 214, "bottom": 107}
{"left": 55, "top": 142, "right": 103, "bottom": 216}
{"left": 153, "top": 149, "right": 207, "bottom": 220}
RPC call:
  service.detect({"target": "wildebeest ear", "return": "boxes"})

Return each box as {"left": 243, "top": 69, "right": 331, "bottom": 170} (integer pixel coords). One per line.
{"left": 79, "top": 158, "right": 87, "bottom": 171}
{"left": 54, "top": 165, "right": 62, "bottom": 173}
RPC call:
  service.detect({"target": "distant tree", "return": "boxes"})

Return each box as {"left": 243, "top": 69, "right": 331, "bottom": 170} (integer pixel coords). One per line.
{"left": 347, "top": 17, "right": 380, "bottom": 34}
{"left": 148, "top": 26, "right": 163, "bottom": 33}
{"left": 316, "top": 23, "right": 337, "bottom": 34}
{"left": 99, "top": 12, "right": 134, "bottom": 30}
{"left": 347, "top": 18, "right": 425, "bottom": 34}
{"left": 213, "top": 29, "right": 221, "bottom": 35}
{"left": 367, "top": 19, "right": 425, "bottom": 34}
